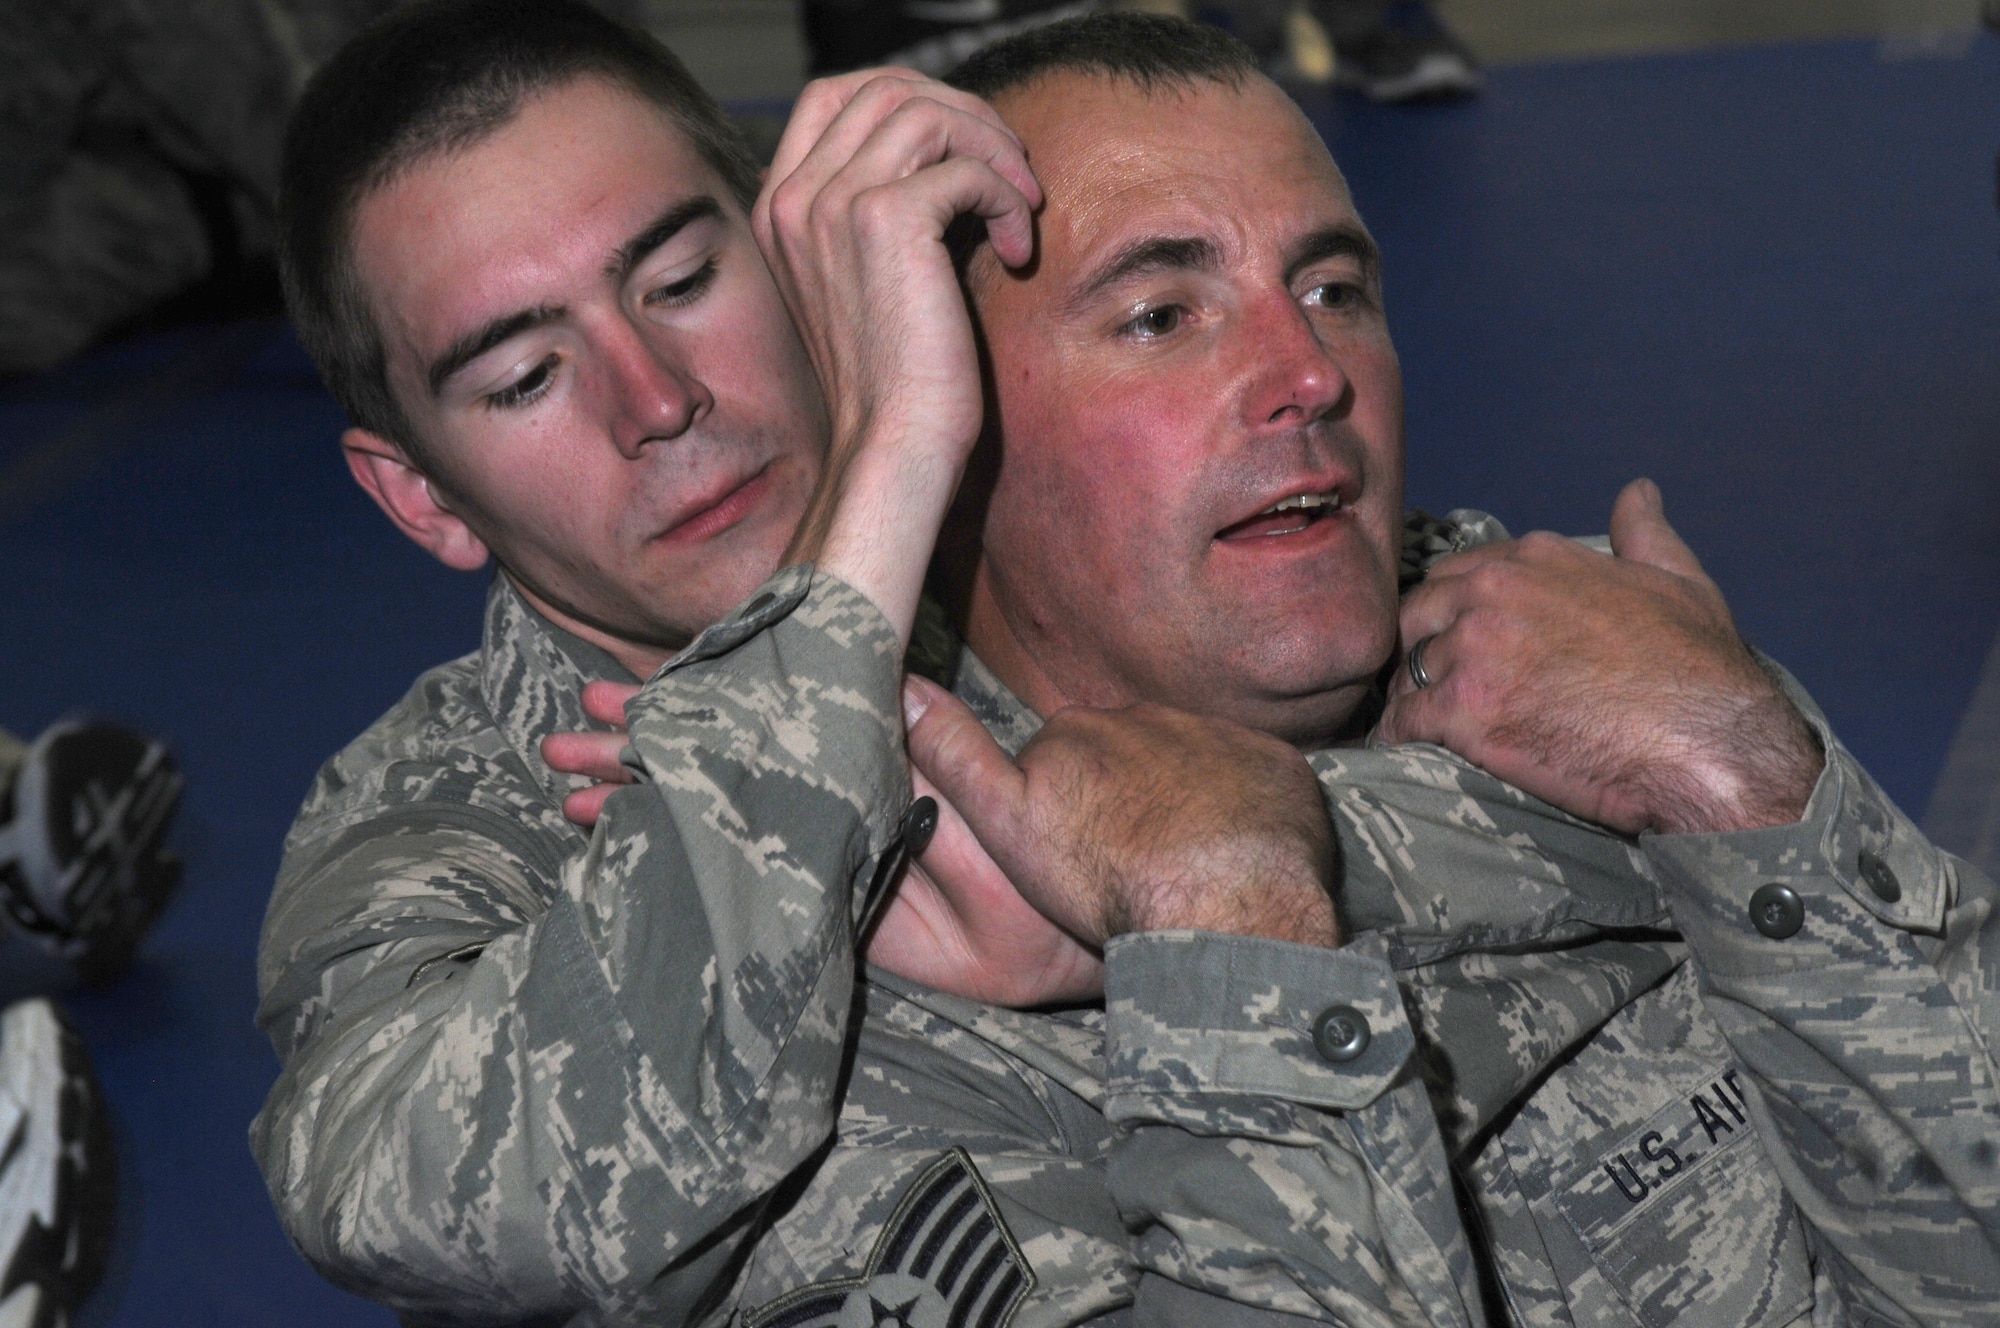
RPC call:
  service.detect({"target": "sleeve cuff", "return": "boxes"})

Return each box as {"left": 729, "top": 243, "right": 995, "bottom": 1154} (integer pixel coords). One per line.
{"left": 626, "top": 564, "right": 914, "bottom": 913}
{"left": 1103, "top": 930, "right": 1414, "bottom": 1114}
{"left": 1643, "top": 720, "right": 1951, "bottom": 973}
{"left": 654, "top": 563, "right": 824, "bottom": 674}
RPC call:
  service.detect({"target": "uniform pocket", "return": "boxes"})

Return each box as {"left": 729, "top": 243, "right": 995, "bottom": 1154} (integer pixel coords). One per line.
{"left": 1553, "top": 1078, "right": 1811, "bottom": 1328}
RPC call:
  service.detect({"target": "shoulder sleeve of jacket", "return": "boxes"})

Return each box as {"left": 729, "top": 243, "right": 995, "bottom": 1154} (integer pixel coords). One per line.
{"left": 1098, "top": 929, "right": 1486, "bottom": 1328}
{"left": 1640, "top": 662, "right": 2000, "bottom": 1327}
{"left": 252, "top": 565, "right": 913, "bottom": 1327}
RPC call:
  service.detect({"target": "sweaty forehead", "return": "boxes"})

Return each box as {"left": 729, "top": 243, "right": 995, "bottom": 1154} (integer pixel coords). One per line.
{"left": 986, "top": 71, "right": 1356, "bottom": 286}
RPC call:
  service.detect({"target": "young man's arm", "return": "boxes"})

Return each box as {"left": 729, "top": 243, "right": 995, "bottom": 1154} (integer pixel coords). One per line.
{"left": 254, "top": 570, "right": 913, "bottom": 1324}
{"left": 256, "top": 67, "right": 1048, "bottom": 1322}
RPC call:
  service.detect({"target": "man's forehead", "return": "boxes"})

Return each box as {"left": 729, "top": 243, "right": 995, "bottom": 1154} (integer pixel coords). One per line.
{"left": 350, "top": 76, "right": 727, "bottom": 364}
{"left": 990, "top": 70, "right": 1360, "bottom": 278}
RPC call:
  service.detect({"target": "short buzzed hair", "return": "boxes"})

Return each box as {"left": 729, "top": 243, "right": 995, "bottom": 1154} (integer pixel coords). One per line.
{"left": 941, "top": 12, "right": 1262, "bottom": 289}
{"left": 945, "top": 10, "right": 1258, "bottom": 104}
{"left": 280, "top": 0, "right": 760, "bottom": 471}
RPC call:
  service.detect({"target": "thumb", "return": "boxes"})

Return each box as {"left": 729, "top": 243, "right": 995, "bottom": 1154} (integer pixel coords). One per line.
{"left": 903, "top": 674, "right": 1028, "bottom": 861}
{"left": 1609, "top": 478, "right": 1704, "bottom": 580}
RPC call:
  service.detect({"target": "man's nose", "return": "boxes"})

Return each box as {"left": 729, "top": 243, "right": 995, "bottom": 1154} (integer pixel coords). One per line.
{"left": 602, "top": 326, "right": 713, "bottom": 459}
{"left": 1238, "top": 293, "right": 1350, "bottom": 429}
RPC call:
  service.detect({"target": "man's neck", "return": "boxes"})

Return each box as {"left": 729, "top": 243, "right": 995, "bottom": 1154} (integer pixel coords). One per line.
{"left": 960, "top": 563, "right": 1373, "bottom": 754}
{"left": 504, "top": 573, "right": 676, "bottom": 683}
{"left": 960, "top": 571, "right": 1079, "bottom": 724}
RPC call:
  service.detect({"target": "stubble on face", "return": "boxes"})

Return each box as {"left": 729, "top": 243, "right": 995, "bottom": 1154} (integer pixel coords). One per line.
{"left": 960, "top": 71, "right": 1406, "bottom": 748}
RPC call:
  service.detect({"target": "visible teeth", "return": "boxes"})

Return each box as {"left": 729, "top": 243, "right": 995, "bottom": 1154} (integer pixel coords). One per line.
{"left": 1260, "top": 490, "right": 1341, "bottom": 517}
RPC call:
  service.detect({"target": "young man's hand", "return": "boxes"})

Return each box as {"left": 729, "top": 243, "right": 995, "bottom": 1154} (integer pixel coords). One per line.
{"left": 755, "top": 69, "right": 1042, "bottom": 646}
{"left": 1377, "top": 478, "right": 1822, "bottom": 836}
{"left": 539, "top": 680, "right": 640, "bottom": 827}
{"left": 544, "top": 678, "right": 1105, "bottom": 1007}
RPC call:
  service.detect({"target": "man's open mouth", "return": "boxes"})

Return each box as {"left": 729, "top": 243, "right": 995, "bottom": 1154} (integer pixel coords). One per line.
{"left": 1214, "top": 489, "right": 1344, "bottom": 541}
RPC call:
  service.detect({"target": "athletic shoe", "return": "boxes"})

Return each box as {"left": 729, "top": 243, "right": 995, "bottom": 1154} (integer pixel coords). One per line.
{"left": 1275, "top": 6, "right": 1339, "bottom": 87}
{"left": 1204, "top": 2, "right": 1341, "bottom": 88}
{"left": 1318, "top": 0, "right": 1480, "bottom": 102}
{"left": 0, "top": 723, "right": 182, "bottom": 983}
{"left": 0, "top": 1000, "right": 115, "bottom": 1328}
{"left": 802, "top": 0, "right": 1101, "bottom": 77}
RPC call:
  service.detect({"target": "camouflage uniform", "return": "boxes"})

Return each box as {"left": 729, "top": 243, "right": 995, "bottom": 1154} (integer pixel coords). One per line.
{"left": 254, "top": 515, "right": 2000, "bottom": 1328}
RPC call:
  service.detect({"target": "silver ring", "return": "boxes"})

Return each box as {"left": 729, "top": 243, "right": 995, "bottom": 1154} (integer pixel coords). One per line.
{"left": 1407, "top": 634, "right": 1438, "bottom": 691}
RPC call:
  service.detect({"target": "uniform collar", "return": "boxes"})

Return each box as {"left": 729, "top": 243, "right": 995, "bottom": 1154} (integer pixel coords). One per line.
{"left": 477, "top": 575, "right": 640, "bottom": 811}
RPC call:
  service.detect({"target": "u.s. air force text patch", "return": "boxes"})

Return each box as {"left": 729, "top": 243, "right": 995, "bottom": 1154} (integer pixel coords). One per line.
{"left": 747, "top": 1149, "right": 1034, "bottom": 1328}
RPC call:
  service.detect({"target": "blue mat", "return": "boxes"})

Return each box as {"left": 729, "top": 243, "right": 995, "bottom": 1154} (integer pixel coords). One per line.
{"left": 0, "top": 34, "right": 1994, "bottom": 1326}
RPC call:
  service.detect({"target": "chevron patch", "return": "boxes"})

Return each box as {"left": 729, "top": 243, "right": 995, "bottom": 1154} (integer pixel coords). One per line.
{"left": 746, "top": 1149, "right": 1034, "bottom": 1328}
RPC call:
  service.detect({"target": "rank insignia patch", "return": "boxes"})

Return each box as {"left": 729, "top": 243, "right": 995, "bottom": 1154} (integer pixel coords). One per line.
{"left": 747, "top": 1149, "right": 1034, "bottom": 1328}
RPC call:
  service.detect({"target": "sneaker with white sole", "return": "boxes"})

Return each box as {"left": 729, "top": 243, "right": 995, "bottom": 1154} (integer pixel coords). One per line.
{"left": 0, "top": 999, "right": 115, "bottom": 1328}
{"left": 0, "top": 723, "right": 182, "bottom": 983}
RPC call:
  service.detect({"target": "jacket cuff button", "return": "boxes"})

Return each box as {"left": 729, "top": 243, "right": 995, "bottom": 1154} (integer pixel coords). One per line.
{"left": 1312, "top": 1004, "right": 1370, "bottom": 1064}
{"left": 1857, "top": 850, "right": 1902, "bottom": 903}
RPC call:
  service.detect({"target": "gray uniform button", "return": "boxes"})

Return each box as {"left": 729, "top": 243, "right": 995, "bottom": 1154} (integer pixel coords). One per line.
{"left": 1312, "top": 1005, "right": 1370, "bottom": 1064}
{"left": 899, "top": 797, "right": 939, "bottom": 857}
{"left": 1749, "top": 883, "right": 1804, "bottom": 939}
{"left": 1858, "top": 850, "right": 1902, "bottom": 903}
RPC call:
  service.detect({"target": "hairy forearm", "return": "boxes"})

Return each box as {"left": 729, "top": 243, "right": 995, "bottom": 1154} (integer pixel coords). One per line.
{"left": 1616, "top": 654, "right": 1825, "bottom": 836}
{"left": 1119, "top": 849, "right": 1342, "bottom": 948}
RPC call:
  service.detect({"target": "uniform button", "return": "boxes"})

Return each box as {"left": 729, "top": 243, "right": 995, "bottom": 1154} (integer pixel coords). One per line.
{"left": 1749, "top": 883, "right": 1804, "bottom": 939}
{"left": 1312, "top": 1005, "right": 1370, "bottom": 1064}
{"left": 743, "top": 592, "right": 776, "bottom": 617}
{"left": 1857, "top": 850, "right": 1901, "bottom": 903}
{"left": 898, "top": 797, "right": 939, "bottom": 857}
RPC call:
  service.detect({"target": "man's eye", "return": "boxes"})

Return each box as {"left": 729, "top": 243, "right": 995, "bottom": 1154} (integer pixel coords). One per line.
{"left": 1304, "top": 281, "right": 1362, "bottom": 311}
{"left": 485, "top": 354, "right": 558, "bottom": 410}
{"left": 645, "top": 259, "right": 718, "bottom": 308}
{"left": 1122, "top": 304, "right": 1184, "bottom": 339}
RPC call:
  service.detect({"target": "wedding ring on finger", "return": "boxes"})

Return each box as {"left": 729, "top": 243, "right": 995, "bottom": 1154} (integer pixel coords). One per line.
{"left": 1407, "top": 634, "right": 1439, "bottom": 691}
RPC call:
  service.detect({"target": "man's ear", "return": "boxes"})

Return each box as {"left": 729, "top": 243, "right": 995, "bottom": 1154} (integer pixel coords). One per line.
{"left": 341, "top": 427, "right": 491, "bottom": 571}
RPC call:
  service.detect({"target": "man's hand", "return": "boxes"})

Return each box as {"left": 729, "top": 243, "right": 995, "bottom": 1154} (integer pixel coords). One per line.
{"left": 546, "top": 677, "right": 1102, "bottom": 1004}
{"left": 866, "top": 758, "right": 1105, "bottom": 1005}
{"left": 540, "top": 681, "right": 642, "bottom": 827}
{"left": 755, "top": 69, "right": 1041, "bottom": 645}
{"left": 1377, "top": 479, "right": 1823, "bottom": 836}
{"left": 903, "top": 676, "right": 1341, "bottom": 950}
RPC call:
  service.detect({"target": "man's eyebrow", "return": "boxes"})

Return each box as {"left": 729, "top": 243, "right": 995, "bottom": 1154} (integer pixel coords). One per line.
{"left": 1064, "top": 236, "right": 1220, "bottom": 314}
{"left": 1286, "top": 226, "right": 1379, "bottom": 283}
{"left": 422, "top": 199, "right": 729, "bottom": 398}
{"left": 606, "top": 196, "right": 725, "bottom": 284}
{"left": 427, "top": 304, "right": 565, "bottom": 397}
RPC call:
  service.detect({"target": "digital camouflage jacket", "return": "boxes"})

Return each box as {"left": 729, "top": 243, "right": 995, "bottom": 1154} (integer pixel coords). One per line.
{"left": 254, "top": 522, "right": 1999, "bottom": 1328}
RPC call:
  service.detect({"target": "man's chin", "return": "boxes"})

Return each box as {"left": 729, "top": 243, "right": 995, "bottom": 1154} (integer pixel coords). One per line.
{"left": 1205, "top": 635, "right": 1395, "bottom": 747}
{"left": 1245, "top": 680, "right": 1379, "bottom": 750}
